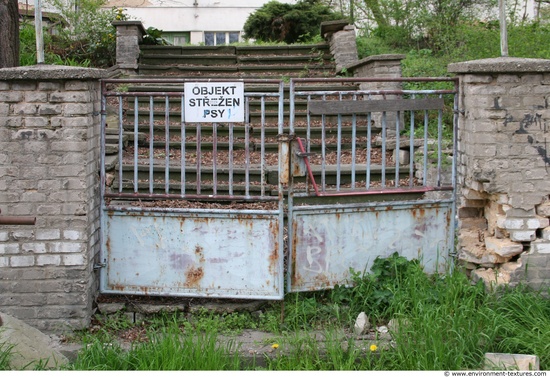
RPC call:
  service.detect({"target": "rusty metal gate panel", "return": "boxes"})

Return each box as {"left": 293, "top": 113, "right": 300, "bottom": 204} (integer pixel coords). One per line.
{"left": 289, "top": 200, "right": 453, "bottom": 292}
{"left": 98, "top": 78, "right": 286, "bottom": 299}
{"left": 102, "top": 208, "right": 281, "bottom": 298}
{"left": 287, "top": 77, "right": 459, "bottom": 292}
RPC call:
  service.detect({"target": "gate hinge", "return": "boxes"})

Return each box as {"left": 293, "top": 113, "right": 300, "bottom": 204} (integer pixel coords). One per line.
{"left": 93, "top": 262, "right": 106, "bottom": 271}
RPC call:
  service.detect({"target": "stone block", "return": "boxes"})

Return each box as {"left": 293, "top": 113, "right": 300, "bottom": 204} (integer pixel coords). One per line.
{"left": 10, "top": 255, "right": 35, "bottom": 267}
{"left": 536, "top": 200, "right": 550, "bottom": 216}
{"left": 485, "top": 236, "right": 523, "bottom": 258}
{"left": 462, "top": 188, "right": 486, "bottom": 200}
{"left": 458, "top": 248, "right": 508, "bottom": 265}
{"left": 471, "top": 268, "right": 511, "bottom": 288}
{"left": 509, "top": 230, "right": 536, "bottom": 242}
{"left": 484, "top": 353, "right": 539, "bottom": 371}
{"left": 541, "top": 226, "right": 550, "bottom": 240}
{"left": 527, "top": 216, "right": 549, "bottom": 229}
{"left": 530, "top": 240, "right": 550, "bottom": 254}
{"left": 504, "top": 208, "right": 536, "bottom": 217}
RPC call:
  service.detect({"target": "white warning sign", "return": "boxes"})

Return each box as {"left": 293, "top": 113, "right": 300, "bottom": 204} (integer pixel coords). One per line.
{"left": 184, "top": 82, "right": 245, "bottom": 123}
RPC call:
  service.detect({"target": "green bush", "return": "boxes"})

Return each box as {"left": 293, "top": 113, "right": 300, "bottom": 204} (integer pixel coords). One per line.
{"left": 243, "top": 0, "right": 344, "bottom": 44}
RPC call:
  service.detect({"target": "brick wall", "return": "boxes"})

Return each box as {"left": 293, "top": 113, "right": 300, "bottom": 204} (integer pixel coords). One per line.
{"left": 449, "top": 57, "right": 550, "bottom": 290}
{"left": 0, "top": 65, "right": 106, "bottom": 331}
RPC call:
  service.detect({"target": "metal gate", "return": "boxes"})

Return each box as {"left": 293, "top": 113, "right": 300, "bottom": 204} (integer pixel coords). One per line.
{"left": 99, "top": 78, "right": 286, "bottom": 299}
{"left": 98, "top": 76, "right": 458, "bottom": 298}
{"left": 287, "top": 77, "right": 458, "bottom": 292}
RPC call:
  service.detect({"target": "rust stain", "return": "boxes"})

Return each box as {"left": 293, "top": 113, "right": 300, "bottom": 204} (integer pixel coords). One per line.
{"left": 195, "top": 245, "right": 205, "bottom": 263}
{"left": 111, "top": 284, "right": 125, "bottom": 291}
{"left": 105, "top": 236, "right": 111, "bottom": 251}
{"left": 268, "top": 221, "right": 280, "bottom": 275}
{"left": 185, "top": 266, "right": 204, "bottom": 287}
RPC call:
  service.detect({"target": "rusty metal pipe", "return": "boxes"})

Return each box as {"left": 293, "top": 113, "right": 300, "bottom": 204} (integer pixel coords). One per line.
{"left": 0, "top": 216, "right": 36, "bottom": 225}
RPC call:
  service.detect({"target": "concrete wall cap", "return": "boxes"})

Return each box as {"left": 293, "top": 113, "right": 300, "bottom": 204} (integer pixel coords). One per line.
{"left": 0, "top": 65, "right": 108, "bottom": 81}
{"left": 448, "top": 57, "right": 550, "bottom": 74}
{"left": 112, "top": 20, "right": 147, "bottom": 36}
{"left": 320, "top": 20, "right": 352, "bottom": 36}
{"left": 346, "top": 54, "right": 406, "bottom": 71}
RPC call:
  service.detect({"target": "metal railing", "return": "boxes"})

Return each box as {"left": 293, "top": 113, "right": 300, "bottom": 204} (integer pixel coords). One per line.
{"left": 289, "top": 77, "right": 459, "bottom": 197}
{"left": 100, "top": 78, "right": 285, "bottom": 204}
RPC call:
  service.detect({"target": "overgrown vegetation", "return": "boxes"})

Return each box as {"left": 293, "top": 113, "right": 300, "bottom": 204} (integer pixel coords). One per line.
{"left": 243, "top": 0, "right": 344, "bottom": 44}
{"left": 3, "top": 254, "right": 547, "bottom": 371}
{"left": 19, "top": 0, "right": 166, "bottom": 67}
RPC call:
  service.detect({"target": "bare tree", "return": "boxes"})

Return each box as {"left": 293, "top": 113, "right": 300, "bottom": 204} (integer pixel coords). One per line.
{"left": 0, "top": 0, "right": 20, "bottom": 68}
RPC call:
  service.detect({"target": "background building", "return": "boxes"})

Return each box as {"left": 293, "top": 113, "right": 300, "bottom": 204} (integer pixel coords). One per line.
{"left": 102, "top": 0, "right": 298, "bottom": 45}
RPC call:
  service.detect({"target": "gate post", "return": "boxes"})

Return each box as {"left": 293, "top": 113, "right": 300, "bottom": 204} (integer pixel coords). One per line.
{"left": 112, "top": 20, "right": 146, "bottom": 74}
{"left": 0, "top": 65, "right": 106, "bottom": 331}
{"left": 449, "top": 57, "right": 550, "bottom": 290}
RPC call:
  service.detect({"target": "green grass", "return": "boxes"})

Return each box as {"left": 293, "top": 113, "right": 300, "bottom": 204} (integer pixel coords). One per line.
{"left": 2, "top": 255, "right": 548, "bottom": 371}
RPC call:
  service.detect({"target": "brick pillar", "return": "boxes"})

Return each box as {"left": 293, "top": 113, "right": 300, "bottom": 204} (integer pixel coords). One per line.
{"left": 112, "top": 20, "right": 146, "bottom": 74}
{"left": 448, "top": 57, "right": 550, "bottom": 290}
{"left": 321, "top": 20, "right": 358, "bottom": 72}
{"left": 0, "top": 65, "right": 106, "bottom": 331}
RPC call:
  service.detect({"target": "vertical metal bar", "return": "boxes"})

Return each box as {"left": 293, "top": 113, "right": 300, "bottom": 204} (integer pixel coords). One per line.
{"left": 118, "top": 97, "right": 123, "bottom": 193}
{"left": 134, "top": 97, "right": 139, "bottom": 193}
{"left": 165, "top": 96, "right": 170, "bottom": 194}
{"left": 181, "top": 95, "right": 186, "bottom": 196}
{"left": 394, "top": 110, "right": 400, "bottom": 187}
{"left": 277, "top": 80, "right": 285, "bottom": 297}
{"left": 423, "top": 109, "right": 429, "bottom": 186}
{"left": 337, "top": 113, "right": 342, "bottom": 191}
{"left": 409, "top": 109, "right": 415, "bottom": 188}
{"left": 98, "top": 82, "right": 107, "bottom": 291}
{"left": 196, "top": 122, "right": 201, "bottom": 195}
{"left": 34, "top": 0, "right": 44, "bottom": 64}
{"left": 229, "top": 122, "right": 234, "bottom": 196}
{"left": 351, "top": 94, "right": 357, "bottom": 189}
{"left": 381, "top": 111, "right": 387, "bottom": 188}
{"left": 499, "top": 0, "right": 509, "bottom": 57}
{"left": 99, "top": 83, "right": 107, "bottom": 205}
{"left": 213, "top": 122, "right": 218, "bottom": 196}
{"left": 149, "top": 96, "right": 154, "bottom": 194}
{"left": 321, "top": 94, "right": 326, "bottom": 192}
{"left": 289, "top": 80, "right": 295, "bottom": 135}
{"left": 306, "top": 94, "right": 312, "bottom": 194}
{"left": 245, "top": 96, "right": 250, "bottom": 197}
{"left": 366, "top": 111, "right": 372, "bottom": 189}
{"left": 452, "top": 92, "right": 458, "bottom": 189}
{"left": 260, "top": 97, "right": 266, "bottom": 197}
{"left": 437, "top": 94, "right": 443, "bottom": 187}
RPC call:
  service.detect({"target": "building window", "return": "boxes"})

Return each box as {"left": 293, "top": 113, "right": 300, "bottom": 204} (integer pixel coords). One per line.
{"left": 204, "top": 31, "right": 240, "bottom": 46}
{"left": 162, "top": 32, "right": 190, "bottom": 46}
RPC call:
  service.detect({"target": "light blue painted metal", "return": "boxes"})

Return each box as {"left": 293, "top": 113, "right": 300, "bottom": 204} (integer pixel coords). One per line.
{"left": 99, "top": 78, "right": 286, "bottom": 299}
{"left": 289, "top": 200, "right": 454, "bottom": 292}
{"left": 101, "top": 208, "right": 283, "bottom": 299}
{"left": 287, "top": 77, "right": 458, "bottom": 292}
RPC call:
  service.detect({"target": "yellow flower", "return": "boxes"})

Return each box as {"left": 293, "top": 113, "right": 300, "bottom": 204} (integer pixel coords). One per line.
{"left": 271, "top": 343, "right": 279, "bottom": 349}
{"left": 369, "top": 344, "right": 378, "bottom": 352}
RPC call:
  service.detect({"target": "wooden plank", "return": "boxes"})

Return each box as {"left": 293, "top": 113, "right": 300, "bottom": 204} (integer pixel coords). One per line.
{"left": 308, "top": 98, "right": 445, "bottom": 115}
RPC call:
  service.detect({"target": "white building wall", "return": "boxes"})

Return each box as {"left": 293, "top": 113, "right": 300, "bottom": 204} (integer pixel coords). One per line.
{"left": 104, "top": 0, "right": 297, "bottom": 44}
